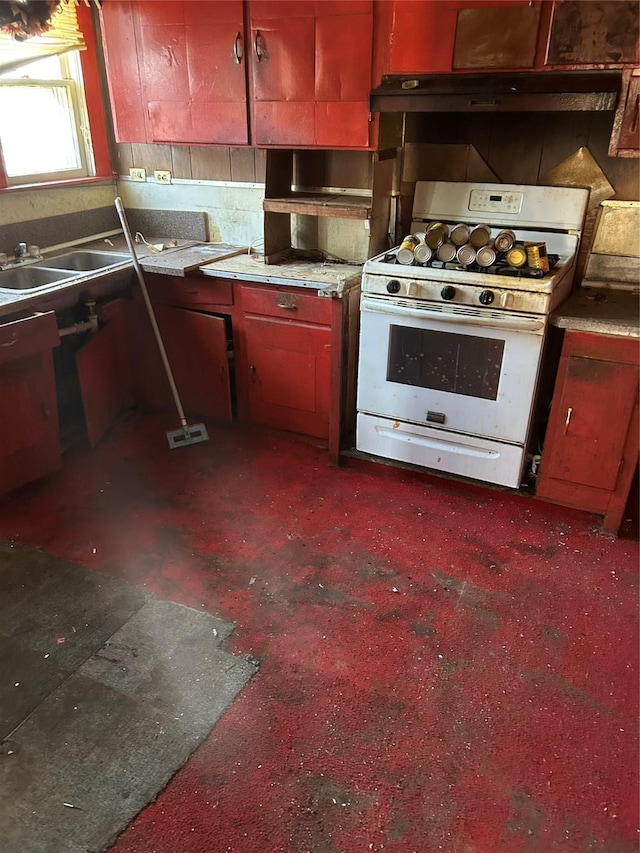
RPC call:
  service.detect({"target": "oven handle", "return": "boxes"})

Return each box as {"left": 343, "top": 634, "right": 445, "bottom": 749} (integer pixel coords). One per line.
{"left": 361, "top": 296, "right": 545, "bottom": 333}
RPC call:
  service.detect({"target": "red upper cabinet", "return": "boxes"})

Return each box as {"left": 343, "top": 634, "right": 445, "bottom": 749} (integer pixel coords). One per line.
{"left": 101, "top": 0, "right": 374, "bottom": 148}
{"left": 100, "top": 1, "right": 148, "bottom": 142}
{"left": 137, "top": 0, "right": 248, "bottom": 145}
{"left": 377, "top": 0, "right": 544, "bottom": 77}
{"left": 100, "top": 0, "right": 249, "bottom": 145}
{"left": 248, "top": 0, "right": 374, "bottom": 148}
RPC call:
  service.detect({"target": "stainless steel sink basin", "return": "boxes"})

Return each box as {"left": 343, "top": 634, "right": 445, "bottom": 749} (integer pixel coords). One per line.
{"left": 40, "top": 250, "right": 129, "bottom": 272}
{"left": 0, "top": 266, "right": 78, "bottom": 290}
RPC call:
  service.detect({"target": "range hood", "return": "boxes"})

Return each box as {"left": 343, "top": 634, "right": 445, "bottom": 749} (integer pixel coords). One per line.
{"left": 370, "top": 71, "right": 622, "bottom": 113}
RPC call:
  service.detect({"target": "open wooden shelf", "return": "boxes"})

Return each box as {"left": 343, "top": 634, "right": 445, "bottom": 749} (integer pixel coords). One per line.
{"left": 263, "top": 193, "right": 372, "bottom": 219}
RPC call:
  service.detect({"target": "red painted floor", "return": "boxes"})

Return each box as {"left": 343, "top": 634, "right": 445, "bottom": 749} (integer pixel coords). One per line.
{"left": 1, "top": 413, "right": 638, "bottom": 853}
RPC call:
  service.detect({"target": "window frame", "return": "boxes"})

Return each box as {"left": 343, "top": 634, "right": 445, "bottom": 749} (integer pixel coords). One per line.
{"left": 0, "top": 5, "right": 112, "bottom": 191}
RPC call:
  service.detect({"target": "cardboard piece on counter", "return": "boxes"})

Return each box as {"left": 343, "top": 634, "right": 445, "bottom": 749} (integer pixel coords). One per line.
{"left": 591, "top": 201, "right": 640, "bottom": 258}
{"left": 540, "top": 147, "right": 616, "bottom": 285}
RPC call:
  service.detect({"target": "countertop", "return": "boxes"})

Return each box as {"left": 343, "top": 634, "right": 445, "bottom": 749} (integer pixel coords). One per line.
{"left": 550, "top": 286, "right": 640, "bottom": 338}
{"left": 0, "top": 236, "right": 363, "bottom": 320}
{"left": 199, "top": 253, "right": 363, "bottom": 294}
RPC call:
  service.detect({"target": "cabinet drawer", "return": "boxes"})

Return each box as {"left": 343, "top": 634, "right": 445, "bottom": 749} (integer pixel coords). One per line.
{"left": 240, "top": 286, "right": 331, "bottom": 325}
{"left": 0, "top": 311, "right": 60, "bottom": 366}
{"left": 147, "top": 274, "right": 234, "bottom": 309}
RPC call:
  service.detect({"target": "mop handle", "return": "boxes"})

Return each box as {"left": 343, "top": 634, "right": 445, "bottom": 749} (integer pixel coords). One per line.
{"left": 114, "top": 197, "right": 187, "bottom": 427}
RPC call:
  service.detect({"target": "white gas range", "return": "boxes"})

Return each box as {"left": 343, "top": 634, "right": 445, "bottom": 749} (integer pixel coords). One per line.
{"left": 356, "top": 180, "right": 589, "bottom": 488}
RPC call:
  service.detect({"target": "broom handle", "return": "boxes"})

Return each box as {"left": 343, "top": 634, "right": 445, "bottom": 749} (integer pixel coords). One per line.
{"left": 114, "top": 197, "right": 187, "bottom": 427}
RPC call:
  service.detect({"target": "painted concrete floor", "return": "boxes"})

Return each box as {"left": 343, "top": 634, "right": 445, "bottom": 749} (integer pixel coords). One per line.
{"left": 0, "top": 412, "right": 637, "bottom": 853}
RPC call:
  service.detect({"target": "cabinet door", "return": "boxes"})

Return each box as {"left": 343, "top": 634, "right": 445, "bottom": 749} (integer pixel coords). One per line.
{"left": 609, "top": 70, "right": 640, "bottom": 157}
{"left": 382, "top": 1, "right": 539, "bottom": 75}
{"left": 315, "top": 3, "right": 373, "bottom": 148}
{"left": 99, "top": 1, "right": 148, "bottom": 143}
{"left": 138, "top": 0, "right": 248, "bottom": 145}
{"left": 243, "top": 314, "right": 331, "bottom": 439}
{"left": 131, "top": 301, "right": 232, "bottom": 425}
{"left": 542, "top": 355, "right": 638, "bottom": 493}
{"left": 76, "top": 301, "right": 134, "bottom": 448}
{"left": 0, "top": 314, "right": 61, "bottom": 495}
{"left": 249, "top": 2, "right": 316, "bottom": 146}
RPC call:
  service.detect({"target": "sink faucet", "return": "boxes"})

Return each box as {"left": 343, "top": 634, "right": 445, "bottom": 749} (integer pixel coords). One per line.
{"left": 14, "top": 242, "right": 28, "bottom": 261}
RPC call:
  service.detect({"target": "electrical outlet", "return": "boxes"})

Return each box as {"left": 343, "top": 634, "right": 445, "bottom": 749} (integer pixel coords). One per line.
{"left": 154, "top": 170, "right": 172, "bottom": 184}
{"left": 129, "top": 167, "right": 146, "bottom": 182}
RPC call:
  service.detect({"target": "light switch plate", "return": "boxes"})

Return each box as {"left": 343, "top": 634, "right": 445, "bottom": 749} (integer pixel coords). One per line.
{"left": 129, "top": 167, "right": 146, "bottom": 182}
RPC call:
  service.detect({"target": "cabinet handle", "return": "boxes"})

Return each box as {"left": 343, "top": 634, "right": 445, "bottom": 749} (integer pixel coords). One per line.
{"left": 0, "top": 337, "right": 17, "bottom": 348}
{"left": 632, "top": 93, "right": 639, "bottom": 132}
{"left": 564, "top": 406, "right": 573, "bottom": 433}
{"left": 233, "top": 31, "right": 243, "bottom": 64}
{"left": 276, "top": 295, "right": 297, "bottom": 310}
{"left": 254, "top": 30, "right": 265, "bottom": 62}
{"left": 249, "top": 364, "right": 256, "bottom": 382}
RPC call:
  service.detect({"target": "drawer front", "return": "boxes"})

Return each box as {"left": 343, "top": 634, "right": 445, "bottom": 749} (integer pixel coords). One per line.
{"left": 147, "top": 274, "right": 233, "bottom": 309}
{"left": 0, "top": 311, "right": 60, "bottom": 366}
{"left": 240, "top": 285, "right": 331, "bottom": 325}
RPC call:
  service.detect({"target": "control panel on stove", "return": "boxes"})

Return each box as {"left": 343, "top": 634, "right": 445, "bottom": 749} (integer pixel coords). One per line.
{"left": 468, "top": 189, "right": 523, "bottom": 215}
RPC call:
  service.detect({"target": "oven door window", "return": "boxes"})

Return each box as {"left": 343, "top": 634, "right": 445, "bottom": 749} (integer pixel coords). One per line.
{"left": 387, "top": 325, "right": 505, "bottom": 401}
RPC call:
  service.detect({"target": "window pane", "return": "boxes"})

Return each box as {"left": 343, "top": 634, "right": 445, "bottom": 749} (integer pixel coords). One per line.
{"left": 387, "top": 325, "right": 505, "bottom": 400}
{"left": 0, "top": 83, "right": 81, "bottom": 176}
{"left": 1, "top": 54, "right": 63, "bottom": 80}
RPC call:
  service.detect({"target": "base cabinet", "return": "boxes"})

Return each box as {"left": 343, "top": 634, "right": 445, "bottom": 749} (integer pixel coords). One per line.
{"left": 238, "top": 286, "right": 332, "bottom": 439}
{"left": 536, "top": 330, "right": 639, "bottom": 533}
{"left": 0, "top": 313, "right": 61, "bottom": 495}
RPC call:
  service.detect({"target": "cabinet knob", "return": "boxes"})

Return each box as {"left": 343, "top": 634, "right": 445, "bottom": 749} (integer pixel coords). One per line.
{"left": 249, "top": 364, "right": 256, "bottom": 382}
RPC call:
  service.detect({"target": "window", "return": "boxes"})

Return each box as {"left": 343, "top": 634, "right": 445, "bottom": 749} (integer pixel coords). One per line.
{"left": 0, "top": 50, "right": 93, "bottom": 184}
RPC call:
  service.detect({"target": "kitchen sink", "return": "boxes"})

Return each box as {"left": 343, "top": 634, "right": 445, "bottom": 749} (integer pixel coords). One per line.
{"left": 40, "top": 250, "right": 129, "bottom": 272}
{"left": 0, "top": 266, "right": 78, "bottom": 290}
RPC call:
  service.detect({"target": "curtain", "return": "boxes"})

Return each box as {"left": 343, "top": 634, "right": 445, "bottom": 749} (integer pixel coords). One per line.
{"left": 0, "top": 1, "right": 91, "bottom": 74}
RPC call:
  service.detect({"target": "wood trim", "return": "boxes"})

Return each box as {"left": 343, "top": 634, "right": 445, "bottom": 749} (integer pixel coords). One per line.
{"left": 79, "top": 4, "right": 113, "bottom": 178}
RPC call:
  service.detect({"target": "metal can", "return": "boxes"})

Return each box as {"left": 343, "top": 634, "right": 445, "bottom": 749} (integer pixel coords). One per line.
{"left": 450, "top": 223, "right": 471, "bottom": 246}
{"left": 506, "top": 245, "right": 528, "bottom": 267}
{"left": 525, "top": 241, "right": 550, "bottom": 272}
{"left": 436, "top": 242, "right": 457, "bottom": 263}
{"left": 413, "top": 243, "right": 433, "bottom": 264}
{"left": 396, "top": 235, "right": 420, "bottom": 265}
{"left": 470, "top": 225, "right": 491, "bottom": 248}
{"left": 456, "top": 243, "right": 477, "bottom": 266}
{"left": 426, "top": 222, "right": 450, "bottom": 250}
{"left": 494, "top": 229, "right": 516, "bottom": 253}
{"left": 476, "top": 245, "right": 497, "bottom": 267}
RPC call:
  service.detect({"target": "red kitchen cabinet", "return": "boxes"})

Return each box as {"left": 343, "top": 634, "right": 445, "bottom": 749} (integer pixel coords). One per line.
{"left": 100, "top": 0, "right": 248, "bottom": 145}
{"left": 609, "top": 68, "right": 640, "bottom": 157}
{"left": 131, "top": 282, "right": 233, "bottom": 425}
{"left": 248, "top": 0, "right": 373, "bottom": 148}
{"left": 76, "top": 299, "right": 134, "bottom": 448}
{"left": 0, "top": 313, "right": 61, "bottom": 495}
{"left": 99, "top": 1, "right": 148, "bottom": 143}
{"left": 237, "top": 285, "right": 332, "bottom": 439}
{"left": 536, "top": 331, "right": 639, "bottom": 534}
{"left": 378, "top": 0, "right": 540, "bottom": 76}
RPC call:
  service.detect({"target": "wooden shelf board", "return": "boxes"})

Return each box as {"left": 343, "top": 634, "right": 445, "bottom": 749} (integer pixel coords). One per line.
{"left": 263, "top": 194, "right": 372, "bottom": 219}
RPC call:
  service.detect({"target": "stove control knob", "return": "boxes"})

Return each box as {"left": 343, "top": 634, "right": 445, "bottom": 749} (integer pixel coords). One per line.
{"left": 479, "top": 290, "right": 495, "bottom": 305}
{"left": 441, "top": 285, "right": 456, "bottom": 301}
{"left": 387, "top": 279, "right": 401, "bottom": 294}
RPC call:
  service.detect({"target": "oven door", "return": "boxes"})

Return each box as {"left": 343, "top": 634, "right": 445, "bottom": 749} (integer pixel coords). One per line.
{"left": 357, "top": 295, "right": 546, "bottom": 445}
